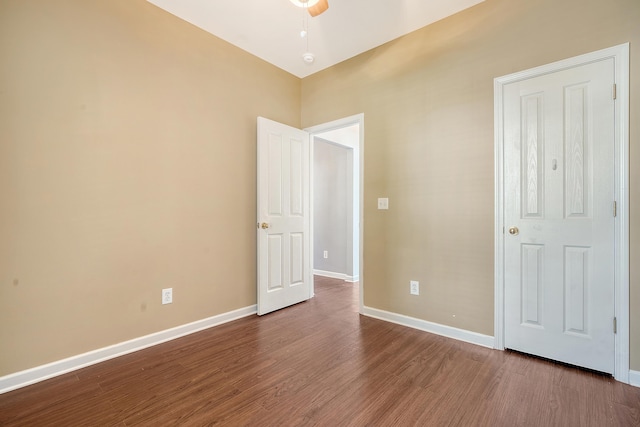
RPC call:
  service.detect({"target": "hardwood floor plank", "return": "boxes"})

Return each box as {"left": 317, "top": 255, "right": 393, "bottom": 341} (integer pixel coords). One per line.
{"left": 1, "top": 276, "right": 638, "bottom": 426}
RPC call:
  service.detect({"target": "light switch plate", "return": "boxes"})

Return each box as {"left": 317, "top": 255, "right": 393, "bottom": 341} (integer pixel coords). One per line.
{"left": 377, "top": 198, "right": 389, "bottom": 210}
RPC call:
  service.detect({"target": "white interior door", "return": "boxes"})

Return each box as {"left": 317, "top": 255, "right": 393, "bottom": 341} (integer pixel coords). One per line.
{"left": 503, "top": 58, "right": 616, "bottom": 373}
{"left": 257, "top": 117, "right": 311, "bottom": 315}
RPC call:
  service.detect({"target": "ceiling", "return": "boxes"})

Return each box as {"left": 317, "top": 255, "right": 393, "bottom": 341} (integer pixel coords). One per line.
{"left": 146, "top": 0, "right": 484, "bottom": 78}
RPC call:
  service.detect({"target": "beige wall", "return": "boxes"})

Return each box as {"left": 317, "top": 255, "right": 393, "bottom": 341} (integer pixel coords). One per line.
{"left": 2, "top": 0, "right": 639, "bottom": 379}
{"left": 0, "top": 0, "right": 300, "bottom": 376}
{"left": 301, "top": 0, "right": 640, "bottom": 369}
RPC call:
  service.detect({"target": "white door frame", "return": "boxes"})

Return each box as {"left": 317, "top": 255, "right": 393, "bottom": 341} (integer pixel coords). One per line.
{"left": 493, "top": 44, "right": 630, "bottom": 382}
{"left": 305, "top": 113, "right": 365, "bottom": 313}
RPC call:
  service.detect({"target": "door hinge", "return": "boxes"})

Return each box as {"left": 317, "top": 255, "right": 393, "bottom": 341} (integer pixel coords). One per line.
{"left": 613, "top": 84, "right": 617, "bottom": 100}
{"left": 613, "top": 317, "right": 617, "bottom": 334}
{"left": 613, "top": 201, "right": 617, "bottom": 217}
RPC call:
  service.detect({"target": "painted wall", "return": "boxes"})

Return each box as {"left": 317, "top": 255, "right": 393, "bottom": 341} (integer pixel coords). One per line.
{"left": 313, "top": 139, "right": 351, "bottom": 276}
{"left": 301, "top": 0, "right": 640, "bottom": 370}
{"left": 0, "top": 0, "right": 300, "bottom": 376}
{"left": 2, "top": 0, "right": 639, "bottom": 380}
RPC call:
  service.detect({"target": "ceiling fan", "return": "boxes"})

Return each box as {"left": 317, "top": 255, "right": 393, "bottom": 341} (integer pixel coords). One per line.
{"left": 289, "top": 0, "right": 329, "bottom": 17}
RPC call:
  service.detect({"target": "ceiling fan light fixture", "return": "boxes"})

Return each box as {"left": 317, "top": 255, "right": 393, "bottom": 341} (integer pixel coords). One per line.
{"left": 289, "top": 0, "right": 320, "bottom": 8}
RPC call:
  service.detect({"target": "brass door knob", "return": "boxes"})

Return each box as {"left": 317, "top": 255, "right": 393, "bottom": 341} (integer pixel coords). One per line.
{"left": 508, "top": 226, "right": 519, "bottom": 236}
{"left": 261, "top": 222, "right": 269, "bottom": 229}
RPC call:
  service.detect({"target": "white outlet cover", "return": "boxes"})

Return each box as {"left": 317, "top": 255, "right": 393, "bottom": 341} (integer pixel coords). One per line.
{"left": 410, "top": 280, "right": 419, "bottom": 295}
{"left": 162, "top": 288, "right": 173, "bottom": 304}
{"left": 378, "top": 198, "right": 389, "bottom": 210}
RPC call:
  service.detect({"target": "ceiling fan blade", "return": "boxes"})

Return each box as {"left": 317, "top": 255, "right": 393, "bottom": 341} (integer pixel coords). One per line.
{"left": 308, "top": 0, "right": 328, "bottom": 17}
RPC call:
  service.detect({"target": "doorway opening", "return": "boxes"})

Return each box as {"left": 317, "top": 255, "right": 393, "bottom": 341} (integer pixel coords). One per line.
{"left": 306, "top": 114, "right": 364, "bottom": 312}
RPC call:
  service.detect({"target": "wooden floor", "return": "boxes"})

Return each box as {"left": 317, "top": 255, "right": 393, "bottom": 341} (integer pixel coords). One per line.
{"left": 1, "top": 276, "right": 639, "bottom": 426}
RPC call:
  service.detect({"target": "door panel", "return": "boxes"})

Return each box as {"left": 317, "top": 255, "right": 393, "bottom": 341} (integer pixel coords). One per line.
{"left": 268, "top": 234, "right": 283, "bottom": 291}
{"left": 257, "top": 117, "right": 311, "bottom": 315}
{"left": 521, "top": 244, "right": 543, "bottom": 327}
{"left": 564, "top": 246, "right": 589, "bottom": 335}
{"left": 503, "top": 59, "right": 615, "bottom": 373}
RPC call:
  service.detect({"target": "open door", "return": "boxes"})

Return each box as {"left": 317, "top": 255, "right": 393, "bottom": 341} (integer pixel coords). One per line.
{"left": 257, "top": 117, "right": 312, "bottom": 315}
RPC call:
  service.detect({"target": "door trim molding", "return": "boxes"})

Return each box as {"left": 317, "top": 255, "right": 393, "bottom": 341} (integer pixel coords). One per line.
{"left": 493, "top": 43, "right": 630, "bottom": 383}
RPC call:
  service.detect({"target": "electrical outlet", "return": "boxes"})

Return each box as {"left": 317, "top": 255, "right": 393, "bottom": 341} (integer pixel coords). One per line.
{"left": 377, "top": 198, "right": 389, "bottom": 210}
{"left": 323, "top": 250, "right": 328, "bottom": 259}
{"left": 410, "top": 280, "right": 419, "bottom": 296}
{"left": 162, "top": 288, "right": 173, "bottom": 305}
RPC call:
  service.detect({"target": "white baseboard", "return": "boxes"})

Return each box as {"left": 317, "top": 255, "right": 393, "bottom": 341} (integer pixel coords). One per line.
{"left": 362, "top": 307, "right": 640, "bottom": 387}
{"left": 313, "top": 269, "right": 358, "bottom": 282}
{"left": 4, "top": 301, "right": 630, "bottom": 394}
{"left": 0, "top": 305, "right": 257, "bottom": 395}
{"left": 362, "top": 306, "right": 495, "bottom": 349}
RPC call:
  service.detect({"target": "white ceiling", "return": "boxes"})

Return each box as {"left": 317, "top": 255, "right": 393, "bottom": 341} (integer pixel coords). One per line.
{"left": 147, "top": 0, "right": 484, "bottom": 78}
